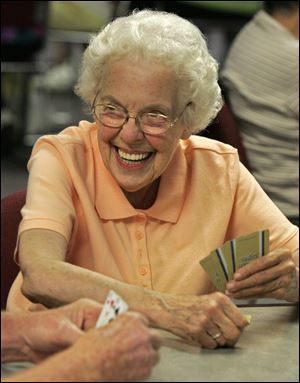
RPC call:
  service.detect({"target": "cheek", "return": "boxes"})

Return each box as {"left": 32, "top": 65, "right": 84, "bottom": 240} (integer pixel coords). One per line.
{"left": 146, "top": 134, "right": 171, "bottom": 153}
{"left": 98, "top": 126, "right": 118, "bottom": 143}
{"left": 147, "top": 134, "right": 178, "bottom": 155}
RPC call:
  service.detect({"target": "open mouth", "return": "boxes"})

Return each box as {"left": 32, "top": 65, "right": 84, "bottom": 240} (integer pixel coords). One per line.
{"left": 116, "top": 147, "right": 153, "bottom": 164}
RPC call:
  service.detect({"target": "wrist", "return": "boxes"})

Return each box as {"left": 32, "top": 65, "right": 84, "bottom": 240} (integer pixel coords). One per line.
{"left": 127, "top": 288, "right": 177, "bottom": 330}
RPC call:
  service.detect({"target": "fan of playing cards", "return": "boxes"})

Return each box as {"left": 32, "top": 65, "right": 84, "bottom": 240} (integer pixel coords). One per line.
{"left": 200, "top": 229, "right": 269, "bottom": 293}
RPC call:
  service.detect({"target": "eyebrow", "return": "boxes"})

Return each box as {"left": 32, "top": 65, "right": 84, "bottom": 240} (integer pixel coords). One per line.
{"left": 100, "top": 95, "right": 172, "bottom": 115}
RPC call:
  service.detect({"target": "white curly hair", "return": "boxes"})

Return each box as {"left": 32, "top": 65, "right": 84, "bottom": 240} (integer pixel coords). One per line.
{"left": 75, "top": 9, "right": 223, "bottom": 134}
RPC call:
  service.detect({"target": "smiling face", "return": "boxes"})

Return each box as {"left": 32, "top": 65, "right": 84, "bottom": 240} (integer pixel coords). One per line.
{"left": 95, "top": 59, "right": 189, "bottom": 202}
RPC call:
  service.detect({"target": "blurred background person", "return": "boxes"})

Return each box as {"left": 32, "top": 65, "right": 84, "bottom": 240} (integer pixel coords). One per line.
{"left": 221, "top": 1, "right": 299, "bottom": 226}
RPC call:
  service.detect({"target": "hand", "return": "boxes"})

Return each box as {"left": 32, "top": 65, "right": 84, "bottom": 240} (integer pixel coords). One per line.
{"left": 225, "top": 248, "right": 299, "bottom": 303}
{"left": 159, "top": 292, "right": 249, "bottom": 349}
{"left": 64, "top": 311, "right": 161, "bottom": 382}
{"left": 21, "top": 298, "right": 103, "bottom": 362}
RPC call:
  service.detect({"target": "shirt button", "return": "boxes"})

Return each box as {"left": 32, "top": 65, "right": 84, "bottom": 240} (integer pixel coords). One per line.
{"left": 136, "top": 231, "right": 144, "bottom": 240}
{"left": 139, "top": 267, "right": 147, "bottom": 276}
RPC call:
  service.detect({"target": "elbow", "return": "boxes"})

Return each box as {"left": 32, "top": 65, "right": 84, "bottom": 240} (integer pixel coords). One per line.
{"left": 20, "top": 263, "right": 44, "bottom": 304}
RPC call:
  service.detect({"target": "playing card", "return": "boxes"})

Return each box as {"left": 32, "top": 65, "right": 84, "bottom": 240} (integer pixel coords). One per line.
{"left": 95, "top": 290, "right": 128, "bottom": 328}
{"left": 200, "top": 249, "right": 228, "bottom": 292}
{"left": 221, "top": 240, "right": 235, "bottom": 280}
{"left": 234, "top": 229, "right": 269, "bottom": 270}
{"left": 199, "top": 229, "right": 269, "bottom": 292}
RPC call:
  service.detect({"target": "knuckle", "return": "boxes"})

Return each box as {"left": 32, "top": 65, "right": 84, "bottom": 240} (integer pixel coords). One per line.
{"left": 254, "top": 271, "right": 265, "bottom": 285}
{"left": 286, "top": 260, "right": 296, "bottom": 272}
{"left": 207, "top": 300, "right": 220, "bottom": 314}
{"left": 198, "top": 315, "right": 212, "bottom": 329}
{"left": 77, "top": 297, "right": 98, "bottom": 308}
{"left": 213, "top": 291, "right": 226, "bottom": 302}
{"left": 282, "top": 274, "right": 292, "bottom": 287}
{"left": 272, "top": 288, "right": 285, "bottom": 299}
{"left": 225, "top": 328, "right": 241, "bottom": 342}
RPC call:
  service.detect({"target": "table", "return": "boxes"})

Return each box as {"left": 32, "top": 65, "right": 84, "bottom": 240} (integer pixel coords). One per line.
{"left": 2, "top": 305, "right": 298, "bottom": 382}
{"left": 145, "top": 305, "right": 299, "bottom": 382}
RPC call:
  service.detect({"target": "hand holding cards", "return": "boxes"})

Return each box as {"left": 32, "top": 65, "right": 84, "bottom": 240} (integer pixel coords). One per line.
{"left": 200, "top": 230, "right": 269, "bottom": 293}
{"left": 95, "top": 290, "right": 128, "bottom": 328}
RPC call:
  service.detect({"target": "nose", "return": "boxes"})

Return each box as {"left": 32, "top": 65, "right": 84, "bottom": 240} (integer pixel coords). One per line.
{"left": 119, "top": 115, "right": 144, "bottom": 142}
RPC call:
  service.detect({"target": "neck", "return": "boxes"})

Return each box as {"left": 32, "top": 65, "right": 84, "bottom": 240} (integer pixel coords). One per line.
{"left": 123, "top": 178, "right": 160, "bottom": 209}
{"left": 272, "top": 10, "right": 299, "bottom": 39}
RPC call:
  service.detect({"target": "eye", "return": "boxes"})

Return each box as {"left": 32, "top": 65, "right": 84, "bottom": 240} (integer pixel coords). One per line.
{"left": 102, "top": 104, "right": 124, "bottom": 118}
{"left": 143, "top": 112, "right": 168, "bottom": 126}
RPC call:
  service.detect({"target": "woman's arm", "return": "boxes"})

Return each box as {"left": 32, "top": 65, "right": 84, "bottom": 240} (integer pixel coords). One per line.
{"left": 8, "top": 228, "right": 249, "bottom": 349}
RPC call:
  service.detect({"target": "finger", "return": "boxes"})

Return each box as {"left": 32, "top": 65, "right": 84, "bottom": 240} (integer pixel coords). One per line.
{"left": 197, "top": 331, "right": 219, "bottom": 349}
{"left": 233, "top": 249, "right": 292, "bottom": 281}
{"left": 227, "top": 259, "right": 295, "bottom": 292}
{"left": 226, "top": 274, "right": 293, "bottom": 300}
{"left": 205, "top": 327, "right": 227, "bottom": 347}
{"left": 214, "top": 293, "right": 249, "bottom": 329}
{"left": 60, "top": 298, "right": 103, "bottom": 330}
{"left": 28, "top": 303, "right": 48, "bottom": 312}
{"left": 212, "top": 312, "right": 242, "bottom": 347}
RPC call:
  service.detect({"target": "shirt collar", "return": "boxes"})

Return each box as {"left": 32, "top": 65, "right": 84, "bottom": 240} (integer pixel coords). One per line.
{"left": 93, "top": 135, "right": 187, "bottom": 223}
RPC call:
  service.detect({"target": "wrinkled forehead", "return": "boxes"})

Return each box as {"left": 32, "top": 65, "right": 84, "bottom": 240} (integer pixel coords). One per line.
{"left": 98, "top": 58, "right": 180, "bottom": 113}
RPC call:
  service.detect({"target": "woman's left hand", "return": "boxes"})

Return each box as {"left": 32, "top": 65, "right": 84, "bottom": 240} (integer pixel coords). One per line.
{"left": 225, "top": 248, "right": 299, "bottom": 303}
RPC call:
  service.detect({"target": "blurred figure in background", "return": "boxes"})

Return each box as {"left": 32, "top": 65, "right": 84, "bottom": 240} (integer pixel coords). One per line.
{"left": 221, "top": 1, "right": 299, "bottom": 226}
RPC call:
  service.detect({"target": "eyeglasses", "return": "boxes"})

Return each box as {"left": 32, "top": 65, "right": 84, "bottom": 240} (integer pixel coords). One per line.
{"left": 92, "top": 99, "right": 190, "bottom": 136}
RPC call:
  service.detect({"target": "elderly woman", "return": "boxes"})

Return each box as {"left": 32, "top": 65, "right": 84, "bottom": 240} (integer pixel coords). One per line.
{"left": 8, "top": 10, "right": 298, "bottom": 349}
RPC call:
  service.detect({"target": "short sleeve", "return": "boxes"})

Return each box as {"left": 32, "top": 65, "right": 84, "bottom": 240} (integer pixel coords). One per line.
{"left": 18, "top": 143, "right": 76, "bottom": 243}
{"left": 226, "top": 160, "right": 298, "bottom": 254}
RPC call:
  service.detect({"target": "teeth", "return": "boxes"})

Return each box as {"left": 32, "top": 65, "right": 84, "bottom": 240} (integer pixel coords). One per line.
{"left": 118, "top": 149, "right": 150, "bottom": 161}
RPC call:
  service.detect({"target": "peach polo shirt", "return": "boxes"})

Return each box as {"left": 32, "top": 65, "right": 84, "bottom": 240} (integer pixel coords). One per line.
{"left": 17, "top": 121, "right": 298, "bottom": 294}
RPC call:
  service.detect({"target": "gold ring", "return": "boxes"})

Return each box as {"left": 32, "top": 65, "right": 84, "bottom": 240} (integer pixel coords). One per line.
{"left": 211, "top": 332, "right": 222, "bottom": 340}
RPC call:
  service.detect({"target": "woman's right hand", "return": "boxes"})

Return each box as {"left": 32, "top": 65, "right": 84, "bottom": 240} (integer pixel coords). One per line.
{"left": 158, "top": 291, "right": 249, "bottom": 348}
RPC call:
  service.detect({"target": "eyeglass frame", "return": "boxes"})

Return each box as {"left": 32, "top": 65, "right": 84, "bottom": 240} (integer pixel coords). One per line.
{"left": 91, "top": 94, "right": 191, "bottom": 136}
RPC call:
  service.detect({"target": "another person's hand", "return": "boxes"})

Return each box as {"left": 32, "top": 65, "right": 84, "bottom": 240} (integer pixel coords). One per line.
{"left": 60, "top": 311, "right": 161, "bottom": 382}
{"left": 159, "top": 292, "right": 249, "bottom": 348}
{"left": 16, "top": 298, "right": 103, "bottom": 362}
{"left": 225, "top": 248, "right": 299, "bottom": 303}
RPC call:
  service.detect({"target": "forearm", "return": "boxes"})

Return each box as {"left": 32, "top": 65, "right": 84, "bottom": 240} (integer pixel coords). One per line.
{"left": 17, "top": 229, "right": 174, "bottom": 329}
{"left": 22, "top": 259, "right": 173, "bottom": 329}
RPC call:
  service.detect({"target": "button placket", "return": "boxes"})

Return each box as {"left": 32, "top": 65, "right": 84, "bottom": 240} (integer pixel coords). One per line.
{"left": 135, "top": 213, "right": 152, "bottom": 288}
